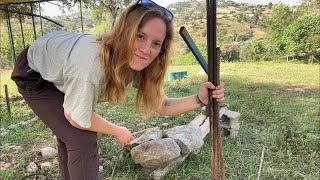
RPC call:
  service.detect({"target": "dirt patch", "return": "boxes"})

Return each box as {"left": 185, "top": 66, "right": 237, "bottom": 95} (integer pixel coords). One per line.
{"left": 278, "top": 85, "right": 319, "bottom": 95}
{"left": 1, "top": 136, "right": 57, "bottom": 171}
{"left": 0, "top": 144, "right": 23, "bottom": 170}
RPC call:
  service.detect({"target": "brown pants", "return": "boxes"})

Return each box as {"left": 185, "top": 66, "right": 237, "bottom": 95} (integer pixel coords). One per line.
{"left": 11, "top": 48, "right": 101, "bottom": 180}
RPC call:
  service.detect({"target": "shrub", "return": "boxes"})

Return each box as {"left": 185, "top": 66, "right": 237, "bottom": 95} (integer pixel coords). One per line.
{"left": 221, "top": 43, "right": 240, "bottom": 62}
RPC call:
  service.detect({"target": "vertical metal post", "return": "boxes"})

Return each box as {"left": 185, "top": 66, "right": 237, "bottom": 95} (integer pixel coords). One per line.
{"left": 207, "top": 0, "right": 225, "bottom": 179}
{"left": 38, "top": 1, "right": 43, "bottom": 36}
{"left": 79, "top": 0, "right": 84, "bottom": 32}
{"left": 30, "top": 3, "right": 37, "bottom": 40}
{"left": 5, "top": 5, "right": 16, "bottom": 63}
{"left": 5, "top": 85, "right": 11, "bottom": 115}
{"left": 19, "top": 14, "right": 26, "bottom": 49}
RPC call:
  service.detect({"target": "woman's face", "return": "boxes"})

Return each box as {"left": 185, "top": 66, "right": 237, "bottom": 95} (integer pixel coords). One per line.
{"left": 129, "top": 17, "right": 166, "bottom": 71}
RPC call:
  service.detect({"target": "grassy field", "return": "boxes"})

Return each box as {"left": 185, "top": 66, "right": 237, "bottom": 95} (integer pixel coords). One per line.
{"left": 0, "top": 61, "right": 319, "bottom": 179}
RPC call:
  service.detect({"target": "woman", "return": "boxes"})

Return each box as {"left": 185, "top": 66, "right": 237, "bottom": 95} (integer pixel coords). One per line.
{"left": 11, "top": 0, "right": 224, "bottom": 179}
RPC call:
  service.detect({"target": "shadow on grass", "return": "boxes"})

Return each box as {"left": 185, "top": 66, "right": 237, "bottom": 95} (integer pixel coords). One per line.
{"left": 0, "top": 76, "right": 318, "bottom": 179}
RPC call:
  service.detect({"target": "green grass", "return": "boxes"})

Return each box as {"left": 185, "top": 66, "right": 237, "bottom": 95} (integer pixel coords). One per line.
{"left": 1, "top": 61, "right": 319, "bottom": 179}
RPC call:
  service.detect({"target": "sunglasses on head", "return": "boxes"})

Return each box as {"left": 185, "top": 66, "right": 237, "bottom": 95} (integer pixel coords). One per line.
{"left": 134, "top": 0, "right": 174, "bottom": 21}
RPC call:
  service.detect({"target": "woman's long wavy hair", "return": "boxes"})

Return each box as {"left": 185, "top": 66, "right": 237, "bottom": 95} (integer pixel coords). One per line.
{"left": 97, "top": 3, "right": 173, "bottom": 118}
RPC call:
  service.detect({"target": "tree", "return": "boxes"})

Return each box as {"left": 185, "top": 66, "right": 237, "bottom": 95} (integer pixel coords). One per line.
{"left": 264, "top": 4, "right": 294, "bottom": 53}
{"left": 284, "top": 14, "right": 320, "bottom": 59}
{"left": 266, "top": 4, "right": 294, "bottom": 35}
{"left": 84, "top": 0, "right": 133, "bottom": 28}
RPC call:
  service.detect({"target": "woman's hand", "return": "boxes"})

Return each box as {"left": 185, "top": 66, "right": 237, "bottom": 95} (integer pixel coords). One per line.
{"left": 114, "top": 126, "right": 134, "bottom": 147}
{"left": 198, "top": 81, "right": 225, "bottom": 105}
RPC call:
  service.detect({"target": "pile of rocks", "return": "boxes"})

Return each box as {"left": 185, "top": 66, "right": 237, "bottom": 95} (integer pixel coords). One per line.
{"left": 26, "top": 147, "right": 58, "bottom": 173}
{"left": 126, "top": 106, "right": 240, "bottom": 179}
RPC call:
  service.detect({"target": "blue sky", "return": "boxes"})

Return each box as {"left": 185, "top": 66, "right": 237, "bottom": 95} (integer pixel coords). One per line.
{"left": 42, "top": 0, "right": 303, "bottom": 17}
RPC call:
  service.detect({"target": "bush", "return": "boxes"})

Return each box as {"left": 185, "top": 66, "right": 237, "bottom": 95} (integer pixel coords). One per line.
{"left": 221, "top": 44, "right": 240, "bottom": 62}
{"left": 221, "top": 49, "right": 240, "bottom": 62}
{"left": 240, "top": 40, "right": 276, "bottom": 61}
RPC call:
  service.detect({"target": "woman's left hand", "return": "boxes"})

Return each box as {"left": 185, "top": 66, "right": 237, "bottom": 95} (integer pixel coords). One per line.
{"left": 198, "top": 81, "right": 225, "bottom": 105}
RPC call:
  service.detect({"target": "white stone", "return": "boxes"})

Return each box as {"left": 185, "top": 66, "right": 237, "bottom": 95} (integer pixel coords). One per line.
{"left": 0, "top": 161, "right": 11, "bottom": 170}
{"left": 26, "top": 162, "right": 38, "bottom": 173}
{"left": 99, "top": 165, "right": 103, "bottom": 173}
{"left": 40, "top": 162, "right": 52, "bottom": 169}
{"left": 293, "top": 88, "right": 305, "bottom": 93}
{"left": 40, "top": 147, "right": 58, "bottom": 159}
{"left": 19, "top": 121, "right": 29, "bottom": 126}
{"left": 0, "top": 131, "right": 9, "bottom": 136}
{"left": 160, "top": 123, "right": 169, "bottom": 128}
{"left": 8, "top": 124, "right": 18, "bottom": 129}
{"left": 0, "top": 127, "right": 6, "bottom": 132}
{"left": 136, "top": 123, "right": 146, "bottom": 128}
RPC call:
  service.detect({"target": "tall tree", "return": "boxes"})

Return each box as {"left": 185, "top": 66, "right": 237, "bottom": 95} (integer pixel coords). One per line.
{"left": 262, "top": 2, "right": 319, "bottom": 60}
{"left": 266, "top": 4, "right": 294, "bottom": 35}
{"left": 84, "top": 0, "right": 134, "bottom": 28}
{"left": 284, "top": 14, "right": 320, "bottom": 58}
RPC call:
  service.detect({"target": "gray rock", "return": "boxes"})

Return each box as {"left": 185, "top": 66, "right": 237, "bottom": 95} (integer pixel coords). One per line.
{"left": 8, "top": 124, "right": 18, "bottom": 129}
{"left": 136, "top": 123, "right": 146, "bottom": 128}
{"left": 160, "top": 123, "right": 169, "bottom": 128}
{"left": 26, "top": 162, "right": 38, "bottom": 173}
{"left": 0, "top": 131, "right": 9, "bottom": 136}
{"left": 18, "top": 121, "right": 29, "bottom": 126}
{"left": 40, "top": 147, "right": 58, "bottom": 159}
{"left": 151, "top": 155, "right": 188, "bottom": 180}
{"left": 131, "top": 138, "right": 181, "bottom": 169}
{"left": 0, "top": 161, "right": 11, "bottom": 170}
{"left": 0, "top": 127, "right": 7, "bottom": 132}
{"left": 40, "top": 162, "right": 52, "bottom": 169}
{"left": 127, "top": 127, "right": 162, "bottom": 149}
{"left": 293, "top": 88, "right": 305, "bottom": 93}
{"left": 99, "top": 165, "right": 103, "bottom": 173}
{"left": 164, "top": 124, "right": 203, "bottom": 155}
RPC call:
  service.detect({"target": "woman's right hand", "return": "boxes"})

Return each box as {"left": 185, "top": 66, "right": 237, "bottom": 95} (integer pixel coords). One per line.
{"left": 114, "top": 126, "right": 134, "bottom": 146}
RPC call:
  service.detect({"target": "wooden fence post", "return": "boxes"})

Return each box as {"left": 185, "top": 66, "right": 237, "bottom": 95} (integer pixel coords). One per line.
{"left": 5, "top": 84, "right": 11, "bottom": 115}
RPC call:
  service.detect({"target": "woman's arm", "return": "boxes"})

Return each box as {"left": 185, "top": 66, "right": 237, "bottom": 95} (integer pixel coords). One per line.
{"left": 157, "top": 95, "right": 202, "bottom": 116}
{"left": 64, "top": 111, "right": 134, "bottom": 146}
{"left": 157, "top": 82, "right": 224, "bottom": 116}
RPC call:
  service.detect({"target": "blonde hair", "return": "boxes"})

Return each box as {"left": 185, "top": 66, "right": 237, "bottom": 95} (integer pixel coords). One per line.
{"left": 98, "top": 4, "right": 174, "bottom": 117}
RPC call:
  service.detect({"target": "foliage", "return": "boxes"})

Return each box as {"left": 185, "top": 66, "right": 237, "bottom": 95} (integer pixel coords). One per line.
{"left": 0, "top": 3, "right": 38, "bottom": 21}
{"left": 83, "top": 0, "right": 133, "bottom": 28}
{"left": 221, "top": 49, "right": 240, "bottom": 62}
{"left": 239, "top": 39, "right": 275, "bottom": 61}
{"left": 253, "top": 2, "right": 319, "bottom": 61}
{"left": 239, "top": 40, "right": 256, "bottom": 61}
{"left": 283, "top": 14, "right": 320, "bottom": 56}
{"left": 221, "top": 43, "right": 240, "bottom": 62}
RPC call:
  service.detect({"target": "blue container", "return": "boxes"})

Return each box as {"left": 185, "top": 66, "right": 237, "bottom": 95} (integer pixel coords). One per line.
{"left": 168, "top": 71, "right": 188, "bottom": 81}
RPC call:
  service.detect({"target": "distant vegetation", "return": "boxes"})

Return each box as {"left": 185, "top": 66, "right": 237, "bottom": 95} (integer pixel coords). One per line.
{"left": 168, "top": 0, "right": 319, "bottom": 64}
{"left": 0, "top": 0, "right": 319, "bottom": 68}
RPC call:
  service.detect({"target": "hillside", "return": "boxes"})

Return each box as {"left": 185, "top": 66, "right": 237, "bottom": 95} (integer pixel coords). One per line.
{"left": 168, "top": 1, "right": 269, "bottom": 51}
